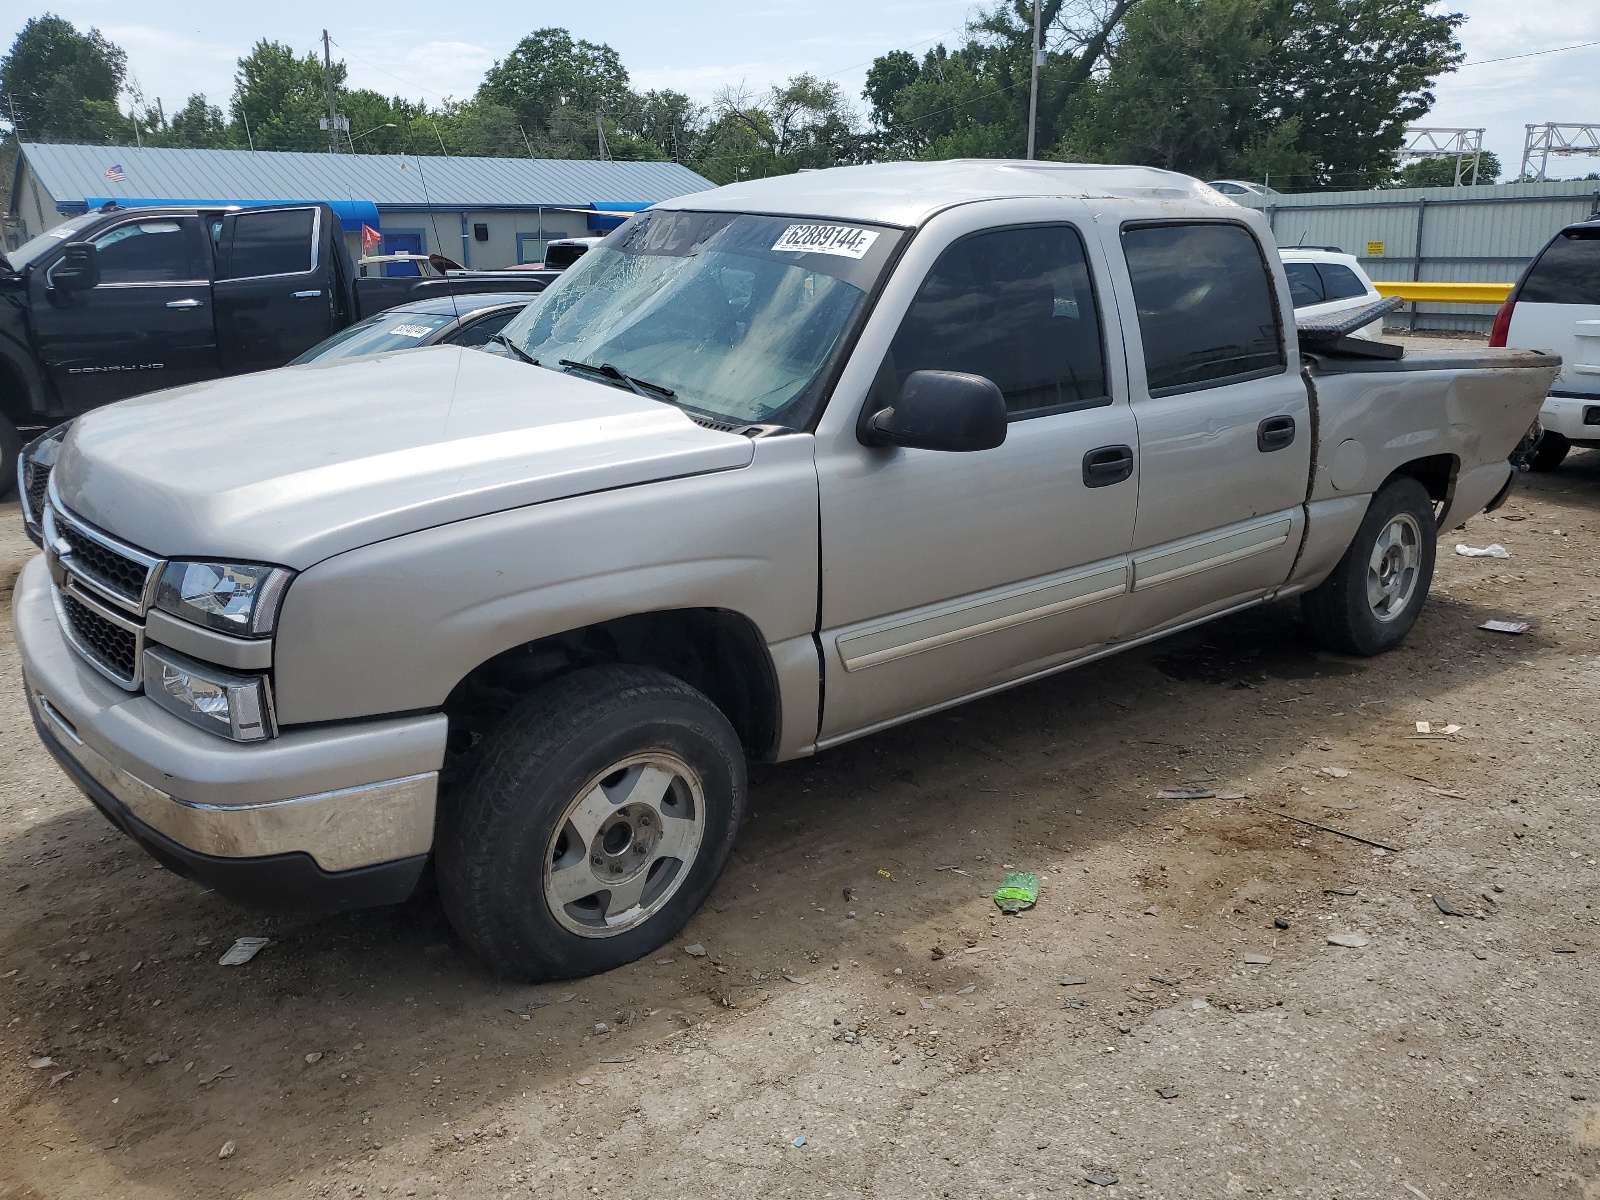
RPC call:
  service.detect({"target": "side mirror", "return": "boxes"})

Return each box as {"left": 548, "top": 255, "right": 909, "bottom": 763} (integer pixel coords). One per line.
{"left": 864, "top": 369, "right": 1008, "bottom": 452}
{"left": 48, "top": 242, "right": 100, "bottom": 293}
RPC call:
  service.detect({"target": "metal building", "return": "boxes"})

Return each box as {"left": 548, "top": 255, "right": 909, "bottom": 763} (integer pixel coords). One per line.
{"left": 5, "top": 143, "right": 714, "bottom": 270}
{"left": 1239, "top": 178, "right": 1600, "bottom": 331}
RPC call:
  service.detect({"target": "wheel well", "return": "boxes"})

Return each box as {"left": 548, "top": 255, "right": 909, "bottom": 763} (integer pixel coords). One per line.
{"left": 1386, "top": 453, "right": 1457, "bottom": 512}
{"left": 441, "top": 609, "right": 781, "bottom": 768}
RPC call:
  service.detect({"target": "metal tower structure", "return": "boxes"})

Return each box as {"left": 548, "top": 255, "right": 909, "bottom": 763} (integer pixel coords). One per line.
{"left": 1399, "top": 127, "right": 1486, "bottom": 186}
{"left": 1520, "top": 123, "right": 1600, "bottom": 182}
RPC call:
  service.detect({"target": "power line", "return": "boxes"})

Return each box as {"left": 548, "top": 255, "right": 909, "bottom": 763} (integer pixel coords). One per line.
{"left": 816, "top": 24, "right": 971, "bottom": 82}
{"left": 1459, "top": 39, "right": 1600, "bottom": 68}
{"left": 327, "top": 37, "right": 455, "bottom": 103}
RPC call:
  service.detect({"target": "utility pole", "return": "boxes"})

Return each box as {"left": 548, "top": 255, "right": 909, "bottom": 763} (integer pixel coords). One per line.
{"left": 596, "top": 111, "right": 609, "bottom": 161}
{"left": 1026, "top": 0, "right": 1043, "bottom": 159}
{"left": 155, "top": 97, "right": 165, "bottom": 128}
{"left": 322, "top": 30, "right": 341, "bottom": 153}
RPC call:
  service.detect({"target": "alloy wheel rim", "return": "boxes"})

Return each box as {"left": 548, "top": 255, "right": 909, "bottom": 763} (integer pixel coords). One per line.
{"left": 1365, "top": 513, "right": 1422, "bottom": 623}
{"left": 543, "top": 752, "right": 706, "bottom": 938}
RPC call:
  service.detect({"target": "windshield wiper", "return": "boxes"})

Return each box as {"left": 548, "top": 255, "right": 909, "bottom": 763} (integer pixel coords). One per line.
{"left": 558, "top": 358, "right": 676, "bottom": 399}
{"left": 490, "top": 333, "right": 539, "bottom": 365}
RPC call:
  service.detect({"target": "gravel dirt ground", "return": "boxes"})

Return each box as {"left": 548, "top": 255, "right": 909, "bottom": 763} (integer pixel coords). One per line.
{"left": 2, "top": 380, "right": 1597, "bottom": 1198}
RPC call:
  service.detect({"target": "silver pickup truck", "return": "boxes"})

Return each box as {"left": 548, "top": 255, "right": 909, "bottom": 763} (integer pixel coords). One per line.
{"left": 14, "top": 162, "right": 1558, "bottom": 980}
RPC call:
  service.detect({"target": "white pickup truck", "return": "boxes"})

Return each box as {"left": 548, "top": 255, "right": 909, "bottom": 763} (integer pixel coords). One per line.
{"left": 14, "top": 162, "right": 1558, "bottom": 980}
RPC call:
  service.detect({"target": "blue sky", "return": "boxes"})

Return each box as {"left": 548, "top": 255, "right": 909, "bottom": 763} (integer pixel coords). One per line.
{"left": 4, "top": 0, "right": 1596, "bottom": 179}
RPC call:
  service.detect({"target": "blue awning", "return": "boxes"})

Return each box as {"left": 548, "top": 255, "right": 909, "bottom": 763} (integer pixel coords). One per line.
{"left": 587, "top": 200, "right": 653, "bottom": 232}
{"left": 82, "top": 197, "right": 381, "bottom": 231}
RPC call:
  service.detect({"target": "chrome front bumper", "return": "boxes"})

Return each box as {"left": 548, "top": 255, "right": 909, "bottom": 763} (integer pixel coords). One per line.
{"left": 15, "top": 555, "right": 448, "bottom": 880}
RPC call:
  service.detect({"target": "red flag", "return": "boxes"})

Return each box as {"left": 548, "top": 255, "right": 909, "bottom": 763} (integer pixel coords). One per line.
{"left": 361, "top": 224, "right": 381, "bottom": 255}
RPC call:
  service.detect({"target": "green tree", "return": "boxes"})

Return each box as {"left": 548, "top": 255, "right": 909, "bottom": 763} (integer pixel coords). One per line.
{"left": 477, "top": 28, "right": 631, "bottom": 157}
{"left": 153, "top": 94, "right": 234, "bottom": 148}
{"left": 0, "top": 14, "right": 129, "bottom": 144}
{"left": 1060, "top": 0, "right": 1462, "bottom": 188}
{"left": 427, "top": 98, "right": 526, "bottom": 157}
{"left": 615, "top": 89, "right": 702, "bottom": 161}
{"left": 864, "top": 0, "right": 1142, "bottom": 160}
{"left": 693, "top": 75, "right": 864, "bottom": 184}
{"left": 230, "top": 40, "right": 340, "bottom": 152}
{"left": 1396, "top": 148, "right": 1499, "bottom": 187}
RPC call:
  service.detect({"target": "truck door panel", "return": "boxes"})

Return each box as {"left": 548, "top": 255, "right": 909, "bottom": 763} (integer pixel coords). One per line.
{"left": 815, "top": 213, "right": 1138, "bottom": 742}
{"left": 213, "top": 207, "right": 338, "bottom": 373}
{"left": 1108, "top": 219, "right": 1312, "bottom": 638}
{"left": 28, "top": 216, "right": 216, "bottom": 411}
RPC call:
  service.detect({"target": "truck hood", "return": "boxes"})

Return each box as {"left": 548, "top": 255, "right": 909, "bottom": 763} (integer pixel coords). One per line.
{"left": 51, "top": 347, "right": 756, "bottom": 568}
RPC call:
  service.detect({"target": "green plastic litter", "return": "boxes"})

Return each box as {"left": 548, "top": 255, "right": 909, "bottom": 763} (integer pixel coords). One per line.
{"left": 993, "top": 871, "right": 1039, "bottom": 914}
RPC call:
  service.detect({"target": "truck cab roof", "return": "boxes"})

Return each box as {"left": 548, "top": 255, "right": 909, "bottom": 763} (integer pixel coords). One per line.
{"left": 654, "top": 160, "right": 1239, "bottom": 228}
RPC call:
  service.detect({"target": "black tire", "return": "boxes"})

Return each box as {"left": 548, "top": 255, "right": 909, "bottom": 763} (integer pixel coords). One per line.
{"left": 436, "top": 665, "right": 746, "bottom": 981}
{"left": 1301, "top": 476, "right": 1437, "bottom": 657}
{"left": 1530, "top": 431, "right": 1570, "bottom": 472}
{"left": 0, "top": 415, "right": 21, "bottom": 501}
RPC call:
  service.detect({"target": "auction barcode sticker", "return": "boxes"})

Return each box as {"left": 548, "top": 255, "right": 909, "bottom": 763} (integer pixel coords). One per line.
{"left": 772, "top": 224, "right": 880, "bottom": 259}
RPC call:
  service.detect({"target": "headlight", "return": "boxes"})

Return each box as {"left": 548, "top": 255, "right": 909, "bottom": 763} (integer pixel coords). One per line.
{"left": 143, "top": 646, "right": 276, "bottom": 741}
{"left": 153, "top": 561, "right": 293, "bottom": 636}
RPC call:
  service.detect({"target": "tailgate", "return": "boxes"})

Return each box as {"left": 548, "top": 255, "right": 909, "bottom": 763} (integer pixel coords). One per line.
{"left": 1508, "top": 301, "right": 1600, "bottom": 397}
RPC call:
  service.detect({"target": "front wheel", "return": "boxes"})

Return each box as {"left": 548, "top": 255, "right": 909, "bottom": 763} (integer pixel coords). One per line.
{"left": 1301, "top": 476, "right": 1437, "bottom": 656}
{"left": 437, "top": 665, "right": 746, "bottom": 981}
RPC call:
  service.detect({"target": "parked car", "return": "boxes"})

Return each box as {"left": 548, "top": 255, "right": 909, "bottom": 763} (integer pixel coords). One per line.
{"left": 1492, "top": 219, "right": 1600, "bottom": 470}
{"left": 541, "top": 237, "right": 603, "bottom": 270}
{"left": 1208, "top": 180, "right": 1281, "bottom": 197}
{"left": 1279, "top": 247, "right": 1386, "bottom": 339}
{"left": 290, "top": 294, "right": 540, "bottom": 364}
{"left": 0, "top": 202, "right": 554, "bottom": 496}
{"left": 15, "top": 161, "right": 1557, "bottom": 981}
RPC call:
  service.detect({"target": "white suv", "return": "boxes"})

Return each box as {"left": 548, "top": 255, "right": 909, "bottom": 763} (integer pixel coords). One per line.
{"left": 1494, "top": 220, "right": 1600, "bottom": 470}
{"left": 1279, "top": 247, "right": 1386, "bottom": 340}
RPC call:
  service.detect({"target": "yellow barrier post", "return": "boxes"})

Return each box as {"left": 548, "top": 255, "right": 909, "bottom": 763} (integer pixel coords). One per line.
{"left": 1371, "top": 281, "right": 1513, "bottom": 305}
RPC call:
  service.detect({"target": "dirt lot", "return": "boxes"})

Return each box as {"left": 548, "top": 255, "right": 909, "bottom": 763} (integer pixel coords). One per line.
{"left": 3, "top": 408, "right": 1598, "bottom": 1198}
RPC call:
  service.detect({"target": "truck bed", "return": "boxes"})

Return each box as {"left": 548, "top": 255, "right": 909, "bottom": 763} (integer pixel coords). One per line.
{"left": 1304, "top": 344, "right": 1560, "bottom": 520}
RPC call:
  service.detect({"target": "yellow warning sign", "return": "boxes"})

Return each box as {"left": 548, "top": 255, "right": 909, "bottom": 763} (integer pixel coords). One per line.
{"left": 1366, "top": 240, "right": 1385, "bottom": 256}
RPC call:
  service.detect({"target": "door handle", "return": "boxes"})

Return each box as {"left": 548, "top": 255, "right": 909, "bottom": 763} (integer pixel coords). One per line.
{"left": 1082, "top": 444, "right": 1135, "bottom": 488}
{"left": 165, "top": 298, "right": 204, "bottom": 309}
{"left": 1257, "top": 415, "right": 1296, "bottom": 452}
{"left": 292, "top": 289, "right": 323, "bottom": 299}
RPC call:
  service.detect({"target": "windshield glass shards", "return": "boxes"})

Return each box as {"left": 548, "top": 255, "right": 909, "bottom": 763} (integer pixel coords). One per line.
{"left": 497, "top": 211, "right": 904, "bottom": 428}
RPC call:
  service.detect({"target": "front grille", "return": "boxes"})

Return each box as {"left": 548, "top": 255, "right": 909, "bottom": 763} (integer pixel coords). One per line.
{"left": 62, "top": 592, "right": 138, "bottom": 682}
{"left": 23, "top": 461, "right": 50, "bottom": 522}
{"left": 57, "top": 519, "right": 150, "bottom": 605}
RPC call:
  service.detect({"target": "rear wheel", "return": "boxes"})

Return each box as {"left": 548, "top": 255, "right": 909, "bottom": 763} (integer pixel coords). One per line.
{"left": 437, "top": 665, "right": 745, "bottom": 981}
{"left": 1302, "top": 476, "right": 1437, "bottom": 657}
{"left": 1529, "top": 431, "right": 1570, "bottom": 472}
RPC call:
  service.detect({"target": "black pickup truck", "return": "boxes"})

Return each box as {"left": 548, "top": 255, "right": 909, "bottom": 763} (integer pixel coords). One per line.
{"left": 0, "top": 202, "right": 554, "bottom": 495}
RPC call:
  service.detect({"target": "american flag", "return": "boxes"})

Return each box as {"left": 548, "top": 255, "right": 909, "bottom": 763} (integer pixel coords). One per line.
{"left": 103, "top": 164, "right": 125, "bottom": 183}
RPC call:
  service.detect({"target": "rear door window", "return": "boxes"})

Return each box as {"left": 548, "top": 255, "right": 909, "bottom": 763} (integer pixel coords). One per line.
{"left": 887, "top": 224, "right": 1109, "bottom": 417}
{"left": 1121, "top": 222, "right": 1285, "bottom": 394}
{"left": 1317, "top": 264, "right": 1369, "bottom": 301}
{"left": 1520, "top": 228, "right": 1600, "bottom": 305}
{"left": 1282, "top": 263, "right": 1325, "bottom": 308}
{"left": 221, "top": 208, "right": 317, "bottom": 279}
{"left": 91, "top": 218, "right": 206, "bottom": 284}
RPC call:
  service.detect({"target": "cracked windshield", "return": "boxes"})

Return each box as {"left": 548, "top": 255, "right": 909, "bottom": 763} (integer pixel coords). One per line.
{"left": 499, "top": 210, "right": 904, "bottom": 427}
